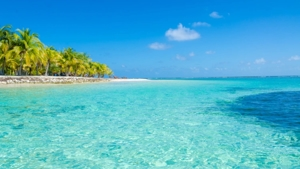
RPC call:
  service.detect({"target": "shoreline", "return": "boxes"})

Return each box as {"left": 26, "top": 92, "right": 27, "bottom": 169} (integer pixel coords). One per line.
{"left": 110, "top": 79, "right": 150, "bottom": 82}
{"left": 0, "top": 76, "right": 149, "bottom": 85}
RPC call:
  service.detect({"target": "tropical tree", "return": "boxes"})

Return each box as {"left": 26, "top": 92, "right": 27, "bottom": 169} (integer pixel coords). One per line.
{"left": 97, "top": 63, "right": 106, "bottom": 78}
{"left": 87, "top": 62, "right": 97, "bottom": 77}
{"left": 0, "top": 42, "right": 10, "bottom": 75}
{"left": 0, "top": 25, "right": 12, "bottom": 41}
{"left": 0, "top": 24, "right": 114, "bottom": 77}
{"left": 13, "top": 28, "right": 43, "bottom": 75}
{"left": 74, "top": 53, "right": 90, "bottom": 76}
{"left": 62, "top": 47, "right": 77, "bottom": 76}
{"left": 77, "top": 61, "right": 90, "bottom": 77}
{"left": 106, "top": 67, "right": 113, "bottom": 77}
{"left": 0, "top": 25, "right": 13, "bottom": 75}
{"left": 43, "top": 47, "right": 61, "bottom": 76}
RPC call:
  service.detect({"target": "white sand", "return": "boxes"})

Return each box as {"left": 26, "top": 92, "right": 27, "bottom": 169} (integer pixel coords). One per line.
{"left": 109, "top": 79, "right": 150, "bottom": 82}
{"left": 0, "top": 76, "right": 150, "bottom": 86}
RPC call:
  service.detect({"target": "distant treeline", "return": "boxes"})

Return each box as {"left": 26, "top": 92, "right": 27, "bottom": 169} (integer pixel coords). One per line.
{"left": 0, "top": 25, "right": 113, "bottom": 77}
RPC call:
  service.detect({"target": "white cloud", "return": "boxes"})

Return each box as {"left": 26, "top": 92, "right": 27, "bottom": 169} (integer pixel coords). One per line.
{"left": 121, "top": 65, "right": 126, "bottom": 68}
{"left": 165, "top": 23, "right": 200, "bottom": 41}
{"left": 149, "top": 42, "right": 168, "bottom": 50}
{"left": 189, "top": 52, "right": 195, "bottom": 57}
{"left": 255, "top": 58, "right": 266, "bottom": 64}
{"left": 210, "top": 11, "right": 223, "bottom": 18}
{"left": 176, "top": 54, "right": 186, "bottom": 61}
{"left": 205, "top": 50, "right": 215, "bottom": 55}
{"left": 192, "top": 22, "right": 211, "bottom": 27}
{"left": 288, "top": 55, "right": 300, "bottom": 61}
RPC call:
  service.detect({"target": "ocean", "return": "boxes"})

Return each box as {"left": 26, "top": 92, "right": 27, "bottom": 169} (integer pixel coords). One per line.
{"left": 0, "top": 77, "right": 300, "bottom": 168}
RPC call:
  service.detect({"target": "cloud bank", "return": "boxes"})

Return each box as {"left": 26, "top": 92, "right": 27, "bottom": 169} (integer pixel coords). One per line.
{"left": 255, "top": 58, "right": 266, "bottom": 64}
{"left": 149, "top": 42, "right": 168, "bottom": 50}
{"left": 192, "top": 22, "right": 211, "bottom": 27}
{"left": 210, "top": 11, "right": 223, "bottom": 18}
{"left": 289, "top": 55, "right": 300, "bottom": 61}
{"left": 165, "top": 24, "right": 200, "bottom": 41}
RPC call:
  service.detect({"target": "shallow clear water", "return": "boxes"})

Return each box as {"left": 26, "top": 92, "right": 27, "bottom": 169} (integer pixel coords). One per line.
{"left": 0, "top": 78, "right": 300, "bottom": 168}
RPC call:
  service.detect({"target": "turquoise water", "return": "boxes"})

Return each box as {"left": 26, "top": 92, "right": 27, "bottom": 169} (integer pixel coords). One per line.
{"left": 0, "top": 78, "right": 300, "bottom": 168}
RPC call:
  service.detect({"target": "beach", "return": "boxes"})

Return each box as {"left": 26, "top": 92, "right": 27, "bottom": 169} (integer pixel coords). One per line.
{"left": 0, "top": 76, "right": 149, "bottom": 85}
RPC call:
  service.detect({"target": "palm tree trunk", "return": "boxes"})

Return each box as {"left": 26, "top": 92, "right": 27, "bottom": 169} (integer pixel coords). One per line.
{"left": 45, "top": 61, "right": 50, "bottom": 76}
{"left": 19, "top": 53, "right": 24, "bottom": 76}
{"left": 67, "top": 66, "right": 70, "bottom": 76}
{"left": 2, "top": 57, "right": 6, "bottom": 75}
{"left": 36, "top": 63, "right": 39, "bottom": 75}
{"left": 19, "top": 60, "right": 23, "bottom": 76}
{"left": 59, "top": 68, "right": 61, "bottom": 76}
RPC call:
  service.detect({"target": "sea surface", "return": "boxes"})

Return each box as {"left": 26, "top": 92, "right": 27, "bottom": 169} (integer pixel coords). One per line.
{"left": 0, "top": 77, "right": 300, "bottom": 168}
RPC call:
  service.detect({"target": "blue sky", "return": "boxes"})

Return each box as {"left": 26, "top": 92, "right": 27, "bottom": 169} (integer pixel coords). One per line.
{"left": 2, "top": 0, "right": 300, "bottom": 77}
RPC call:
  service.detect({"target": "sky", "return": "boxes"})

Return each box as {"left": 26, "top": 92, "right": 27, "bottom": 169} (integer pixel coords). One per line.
{"left": 2, "top": 0, "right": 300, "bottom": 78}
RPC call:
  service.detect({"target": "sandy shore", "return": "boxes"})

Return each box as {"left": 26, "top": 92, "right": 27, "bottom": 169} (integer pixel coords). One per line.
{"left": 0, "top": 76, "right": 149, "bottom": 85}
{"left": 110, "top": 79, "right": 150, "bottom": 82}
{"left": 0, "top": 76, "right": 108, "bottom": 85}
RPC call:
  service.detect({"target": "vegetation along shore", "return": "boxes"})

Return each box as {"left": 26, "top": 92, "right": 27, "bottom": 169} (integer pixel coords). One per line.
{"left": 0, "top": 25, "right": 113, "bottom": 78}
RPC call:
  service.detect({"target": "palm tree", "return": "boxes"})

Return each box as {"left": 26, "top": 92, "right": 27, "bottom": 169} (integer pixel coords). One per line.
{"left": 0, "top": 25, "right": 12, "bottom": 41}
{"left": 106, "top": 67, "right": 113, "bottom": 77}
{"left": 96, "top": 63, "right": 113, "bottom": 78}
{"left": 0, "top": 42, "right": 19, "bottom": 75}
{"left": 97, "top": 63, "right": 106, "bottom": 78}
{"left": 0, "top": 25, "right": 13, "bottom": 75}
{"left": 62, "top": 47, "right": 78, "bottom": 76}
{"left": 77, "top": 61, "right": 89, "bottom": 77}
{"left": 43, "top": 47, "right": 61, "bottom": 76}
{"left": 29, "top": 48, "right": 44, "bottom": 75}
{"left": 88, "top": 62, "right": 98, "bottom": 77}
{"left": 1, "top": 24, "right": 114, "bottom": 78}
{"left": 0, "top": 42, "right": 10, "bottom": 75}
{"left": 73, "top": 52, "right": 88, "bottom": 76}
{"left": 13, "top": 28, "right": 43, "bottom": 75}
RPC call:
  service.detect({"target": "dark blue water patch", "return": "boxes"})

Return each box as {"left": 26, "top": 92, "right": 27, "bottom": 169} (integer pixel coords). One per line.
{"left": 223, "top": 87, "right": 271, "bottom": 94}
{"left": 229, "top": 91, "right": 300, "bottom": 136}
